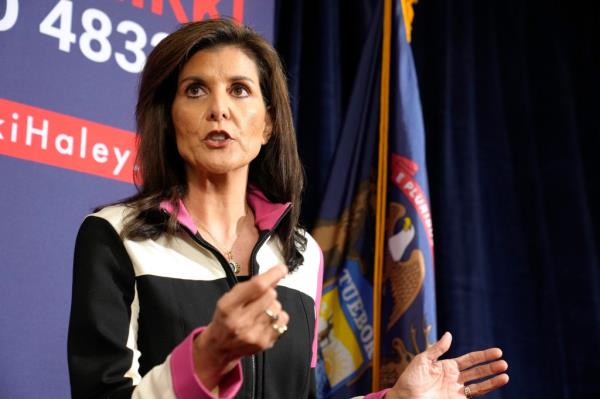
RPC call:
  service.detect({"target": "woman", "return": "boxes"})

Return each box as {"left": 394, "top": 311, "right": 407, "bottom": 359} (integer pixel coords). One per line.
{"left": 68, "top": 19, "right": 508, "bottom": 399}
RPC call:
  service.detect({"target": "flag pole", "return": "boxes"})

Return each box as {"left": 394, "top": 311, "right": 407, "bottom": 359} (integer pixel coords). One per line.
{"left": 373, "top": 0, "right": 392, "bottom": 392}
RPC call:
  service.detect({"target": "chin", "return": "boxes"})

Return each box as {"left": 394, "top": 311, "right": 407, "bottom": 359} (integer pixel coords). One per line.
{"left": 196, "top": 161, "right": 250, "bottom": 177}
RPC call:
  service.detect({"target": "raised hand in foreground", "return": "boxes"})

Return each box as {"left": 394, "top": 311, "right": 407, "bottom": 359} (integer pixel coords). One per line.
{"left": 387, "top": 332, "right": 509, "bottom": 399}
{"left": 193, "top": 265, "right": 289, "bottom": 390}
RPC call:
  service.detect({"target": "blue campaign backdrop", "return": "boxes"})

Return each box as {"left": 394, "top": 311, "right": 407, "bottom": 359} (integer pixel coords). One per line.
{"left": 0, "top": 1, "right": 274, "bottom": 397}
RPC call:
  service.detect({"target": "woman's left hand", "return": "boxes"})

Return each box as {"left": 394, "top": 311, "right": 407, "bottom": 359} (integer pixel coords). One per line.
{"left": 386, "top": 332, "right": 509, "bottom": 399}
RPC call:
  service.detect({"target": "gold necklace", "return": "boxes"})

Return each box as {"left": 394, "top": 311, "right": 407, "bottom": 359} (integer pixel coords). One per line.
{"left": 195, "top": 214, "right": 247, "bottom": 275}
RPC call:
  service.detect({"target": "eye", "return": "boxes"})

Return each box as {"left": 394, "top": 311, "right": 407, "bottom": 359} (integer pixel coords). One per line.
{"left": 230, "top": 83, "right": 250, "bottom": 98}
{"left": 185, "top": 83, "right": 205, "bottom": 98}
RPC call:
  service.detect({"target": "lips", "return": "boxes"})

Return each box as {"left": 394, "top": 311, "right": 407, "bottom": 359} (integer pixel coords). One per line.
{"left": 203, "top": 130, "right": 233, "bottom": 147}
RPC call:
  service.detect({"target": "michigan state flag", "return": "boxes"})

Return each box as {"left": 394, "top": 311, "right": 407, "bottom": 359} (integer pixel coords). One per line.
{"left": 312, "top": 0, "right": 437, "bottom": 397}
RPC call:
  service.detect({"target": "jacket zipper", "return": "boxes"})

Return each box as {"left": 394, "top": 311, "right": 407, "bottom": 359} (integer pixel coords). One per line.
{"left": 246, "top": 205, "right": 291, "bottom": 399}
{"left": 183, "top": 204, "right": 292, "bottom": 399}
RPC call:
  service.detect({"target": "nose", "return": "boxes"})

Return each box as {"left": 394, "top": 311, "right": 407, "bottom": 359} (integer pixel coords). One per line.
{"left": 207, "top": 91, "right": 230, "bottom": 121}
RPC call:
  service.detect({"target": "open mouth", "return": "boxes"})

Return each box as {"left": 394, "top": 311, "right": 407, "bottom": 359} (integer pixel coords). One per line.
{"left": 204, "top": 130, "right": 233, "bottom": 146}
{"left": 206, "top": 131, "right": 231, "bottom": 141}
{"left": 204, "top": 130, "right": 232, "bottom": 144}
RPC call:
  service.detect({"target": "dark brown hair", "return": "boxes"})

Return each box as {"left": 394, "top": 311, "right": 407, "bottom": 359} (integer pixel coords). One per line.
{"left": 120, "top": 19, "right": 306, "bottom": 270}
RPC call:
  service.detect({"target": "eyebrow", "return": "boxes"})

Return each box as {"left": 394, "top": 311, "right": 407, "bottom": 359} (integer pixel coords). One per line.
{"left": 178, "top": 75, "right": 256, "bottom": 85}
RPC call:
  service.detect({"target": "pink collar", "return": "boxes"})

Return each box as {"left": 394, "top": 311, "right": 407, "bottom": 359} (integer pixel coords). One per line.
{"left": 159, "top": 186, "right": 291, "bottom": 233}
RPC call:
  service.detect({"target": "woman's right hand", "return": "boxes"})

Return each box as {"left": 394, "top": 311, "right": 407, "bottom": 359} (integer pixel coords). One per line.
{"left": 192, "top": 265, "right": 289, "bottom": 389}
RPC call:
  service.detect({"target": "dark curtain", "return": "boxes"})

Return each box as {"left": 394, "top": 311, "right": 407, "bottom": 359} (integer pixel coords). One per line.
{"left": 275, "top": 1, "right": 600, "bottom": 398}
{"left": 274, "top": 0, "right": 378, "bottom": 228}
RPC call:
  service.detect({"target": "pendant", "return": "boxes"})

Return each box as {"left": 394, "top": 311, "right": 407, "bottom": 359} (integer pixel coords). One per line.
{"left": 225, "top": 250, "right": 241, "bottom": 274}
{"left": 229, "top": 260, "right": 241, "bottom": 274}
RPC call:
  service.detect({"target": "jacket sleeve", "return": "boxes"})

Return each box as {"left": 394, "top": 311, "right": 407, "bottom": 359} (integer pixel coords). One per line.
{"left": 67, "top": 216, "right": 242, "bottom": 399}
{"left": 68, "top": 215, "right": 140, "bottom": 398}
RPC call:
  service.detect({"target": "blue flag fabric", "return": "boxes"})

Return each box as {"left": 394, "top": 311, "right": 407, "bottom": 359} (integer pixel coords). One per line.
{"left": 312, "top": 0, "right": 436, "bottom": 397}
{"left": 378, "top": 0, "right": 437, "bottom": 388}
{"left": 311, "top": 1, "right": 382, "bottom": 397}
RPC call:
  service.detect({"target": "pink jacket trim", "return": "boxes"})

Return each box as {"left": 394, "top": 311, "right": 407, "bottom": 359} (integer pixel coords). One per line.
{"left": 170, "top": 327, "right": 243, "bottom": 399}
{"left": 160, "top": 187, "right": 290, "bottom": 234}
{"left": 246, "top": 186, "right": 291, "bottom": 231}
{"left": 364, "top": 388, "right": 391, "bottom": 399}
{"left": 311, "top": 248, "right": 324, "bottom": 367}
{"left": 159, "top": 200, "right": 198, "bottom": 234}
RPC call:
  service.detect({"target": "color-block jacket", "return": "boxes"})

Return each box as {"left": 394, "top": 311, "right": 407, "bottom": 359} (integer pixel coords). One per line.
{"left": 67, "top": 189, "right": 324, "bottom": 399}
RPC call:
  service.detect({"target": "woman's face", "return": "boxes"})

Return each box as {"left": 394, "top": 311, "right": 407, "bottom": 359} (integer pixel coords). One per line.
{"left": 171, "top": 45, "right": 272, "bottom": 179}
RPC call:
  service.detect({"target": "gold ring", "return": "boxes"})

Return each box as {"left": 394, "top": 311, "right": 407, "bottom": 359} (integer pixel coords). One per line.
{"left": 264, "top": 309, "right": 279, "bottom": 321}
{"left": 272, "top": 323, "right": 287, "bottom": 335}
{"left": 464, "top": 385, "right": 473, "bottom": 399}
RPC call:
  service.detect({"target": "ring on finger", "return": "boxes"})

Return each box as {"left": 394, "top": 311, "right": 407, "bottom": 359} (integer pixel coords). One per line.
{"left": 464, "top": 385, "right": 473, "bottom": 399}
{"left": 272, "top": 323, "right": 287, "bottom": 335}
{"left": 264, "top": 309, "right": 279, "bottom": 322}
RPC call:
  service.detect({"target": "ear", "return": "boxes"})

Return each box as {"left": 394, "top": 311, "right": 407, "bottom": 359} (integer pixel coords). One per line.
{"left": 262, "top": 111, "right": 273, "bottom": 144}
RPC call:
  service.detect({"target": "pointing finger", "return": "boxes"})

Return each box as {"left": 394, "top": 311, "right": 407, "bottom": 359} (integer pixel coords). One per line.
{"left": 221, "top": 265, "right": 288, "bottom": 308}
